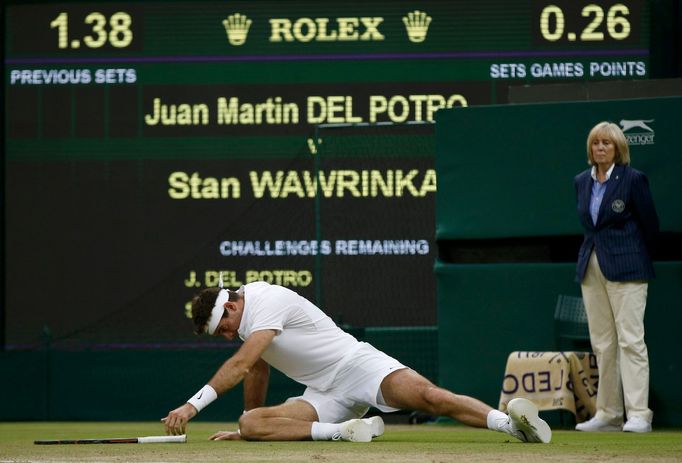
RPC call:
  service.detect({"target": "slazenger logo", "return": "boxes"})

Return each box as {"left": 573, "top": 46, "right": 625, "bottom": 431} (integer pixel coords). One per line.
{"left": 619, "top": 119, "right": 655, "bottom": 146}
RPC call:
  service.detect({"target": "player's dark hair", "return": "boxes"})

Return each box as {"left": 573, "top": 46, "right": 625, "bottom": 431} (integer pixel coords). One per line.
{"left": 191, "top": 287, "right": 241, "bottom": 335}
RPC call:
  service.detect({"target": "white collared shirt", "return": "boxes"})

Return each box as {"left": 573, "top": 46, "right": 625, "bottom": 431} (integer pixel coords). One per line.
{"left": 590, "top": 163, "right": 615, "bottom": 182}
{"left": 589, "top": 164, "right": 615, "bottom": 225}
{"left": 238, "top": 282, "right": 360, "bottom": 391}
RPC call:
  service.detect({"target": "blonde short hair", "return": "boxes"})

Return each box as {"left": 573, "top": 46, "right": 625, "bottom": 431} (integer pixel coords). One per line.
{"left": 586, "top": 121, "right": 630, "bottom": 166}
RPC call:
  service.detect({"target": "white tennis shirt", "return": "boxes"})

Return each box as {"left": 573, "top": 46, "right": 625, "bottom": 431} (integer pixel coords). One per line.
{"left": 237, "top": 282, "right": 362, "bottom": 391}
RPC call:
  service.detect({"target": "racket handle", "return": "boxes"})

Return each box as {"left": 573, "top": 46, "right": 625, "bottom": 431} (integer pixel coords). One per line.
{"left": 138, "top": 435, "right": 187, "bottom": 444}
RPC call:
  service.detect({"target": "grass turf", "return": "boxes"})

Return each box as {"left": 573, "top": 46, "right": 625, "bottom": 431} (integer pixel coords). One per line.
{"left": 1, "top": 421, "right": 681, "bottom": 463}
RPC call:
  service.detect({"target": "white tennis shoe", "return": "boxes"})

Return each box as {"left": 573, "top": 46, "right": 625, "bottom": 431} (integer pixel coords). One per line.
{"left": 362, "top": 416, "right": 385, "bottom": 438}
{"left": 336, "top": 416, "right": 385, "bottom": 442}
{"left": 575, "top": 416, "right": 622, "bottom": 432}
{"left": 623, "top": 416, "right": 651, "bottom": 433}
{"left": 506, "top": 398, "right": 552, "bottom": 443}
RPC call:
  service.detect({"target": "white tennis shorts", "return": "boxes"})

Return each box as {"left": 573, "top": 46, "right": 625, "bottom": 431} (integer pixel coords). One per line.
{"left": 288, "top": 342, "right": 407, "bottom": 423}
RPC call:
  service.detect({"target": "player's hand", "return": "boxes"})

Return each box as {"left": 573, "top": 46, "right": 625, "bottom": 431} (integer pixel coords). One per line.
{"left": 210, "top": 430, "right": 242, "bottom": 441}
{"left": 161, "top": 403, "right": 197, "bottom": 435}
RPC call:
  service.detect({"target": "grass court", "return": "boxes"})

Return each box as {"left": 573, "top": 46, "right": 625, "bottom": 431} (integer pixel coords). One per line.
{"left": 2, "top": 421, "right": 681, "bottom": 463}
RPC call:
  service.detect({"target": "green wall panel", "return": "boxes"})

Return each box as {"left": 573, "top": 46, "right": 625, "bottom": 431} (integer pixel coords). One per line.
{"left": 435, "top": 97, "right": 682, "bottom": 239}
{"left": 0, "top": 351, "right": 48, "bottom": 420}
{"left": 0, "top": 328, "right": 433, "bottom": 421}
{"left": 436, "top": 261, "right": 682, "bottom": 426}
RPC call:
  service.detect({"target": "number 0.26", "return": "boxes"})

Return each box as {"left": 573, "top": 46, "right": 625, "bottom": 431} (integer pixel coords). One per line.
{"left": 50, "top": 12, "right": 133, "bottom": 49}
{"left": 540, "top": 3, "right": 631, "bottom": 42}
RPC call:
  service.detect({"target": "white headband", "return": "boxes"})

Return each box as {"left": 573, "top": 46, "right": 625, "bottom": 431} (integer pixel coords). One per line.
{"left": 205, "top": 289, "right": 229, "bottom": 335}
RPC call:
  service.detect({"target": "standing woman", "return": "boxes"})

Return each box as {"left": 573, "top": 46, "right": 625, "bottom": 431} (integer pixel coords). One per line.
{"left": 574, "top": 121, "right": 659, "bottom": 433}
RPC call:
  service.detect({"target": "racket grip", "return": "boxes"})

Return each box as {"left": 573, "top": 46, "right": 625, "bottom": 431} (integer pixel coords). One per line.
{"left": 138, "top": 435, "right": 187, "bottom": 444}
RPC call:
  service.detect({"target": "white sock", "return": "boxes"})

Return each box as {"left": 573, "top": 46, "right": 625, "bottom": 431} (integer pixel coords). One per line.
{"left": 487, "top": 409, "right": 509, "bottom": 432}
{"left": 311, "top": 422, "right": 342, "bottom": 441}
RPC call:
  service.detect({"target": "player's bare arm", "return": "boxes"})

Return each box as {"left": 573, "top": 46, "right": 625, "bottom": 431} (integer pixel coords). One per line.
{"left": 208, "top": 329, "right": 276, "bottom": 394}
{"left": 209, "top": 357, "right": 271, "bottom": 441}
{"left": 244, "top": 358, "right": 270, "bottom": 411}
{"left": 162, "top": 330, "right": 276, "bottom": 436}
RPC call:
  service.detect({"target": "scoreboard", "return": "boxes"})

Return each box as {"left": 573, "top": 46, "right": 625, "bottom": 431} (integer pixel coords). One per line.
{"left": 3, "top": 0, "right": 650, "bottom": 347}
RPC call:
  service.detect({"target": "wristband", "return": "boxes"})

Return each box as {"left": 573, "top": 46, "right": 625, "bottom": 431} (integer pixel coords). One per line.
{"left": 187, "top": 385, "right": 217, "bottom": 412}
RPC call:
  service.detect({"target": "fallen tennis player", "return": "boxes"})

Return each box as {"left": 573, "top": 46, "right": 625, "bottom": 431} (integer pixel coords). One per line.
{"left": 162, "top": 280, "right": 551, "bottom": 443}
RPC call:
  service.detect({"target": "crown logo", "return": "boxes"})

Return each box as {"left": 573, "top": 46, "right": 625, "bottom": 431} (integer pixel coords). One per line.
{"left": 402, "top": 10, "right": 432, "bottom": 43}
{"left": 222, "top": 13, "right": 252, "bottom": 46}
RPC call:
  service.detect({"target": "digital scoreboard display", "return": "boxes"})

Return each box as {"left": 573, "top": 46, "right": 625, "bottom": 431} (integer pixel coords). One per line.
{"left": 3, "top": 0, "right": 650, "bottom": 348}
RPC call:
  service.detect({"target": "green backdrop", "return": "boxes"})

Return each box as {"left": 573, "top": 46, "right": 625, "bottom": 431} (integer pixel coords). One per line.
{"left": 435, "top": 97, "right": 682, "bottom": 426}
{"left": 435, "top": 96, "right": 682, "bottom": 239}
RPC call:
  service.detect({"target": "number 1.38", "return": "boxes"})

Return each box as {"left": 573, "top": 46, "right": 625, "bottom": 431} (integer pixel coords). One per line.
{"left": 50, "top": 11, "right": 133, "bottom": 49}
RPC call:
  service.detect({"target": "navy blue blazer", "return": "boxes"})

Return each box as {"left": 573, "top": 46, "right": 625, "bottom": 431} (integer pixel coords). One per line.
{"left": 575, "top": 164, "right": 659, "bottom": 283}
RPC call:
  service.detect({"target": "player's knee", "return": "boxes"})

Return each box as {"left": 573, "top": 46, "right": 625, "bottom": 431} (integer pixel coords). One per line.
{"left": 423, "top": 385, "right": 440, "bottom": 404}
{"left": 238, "top": 412, "right": 261, "bottom": 440}
{"left": 422, "top": 385, "right": 448, "bottom": 414}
